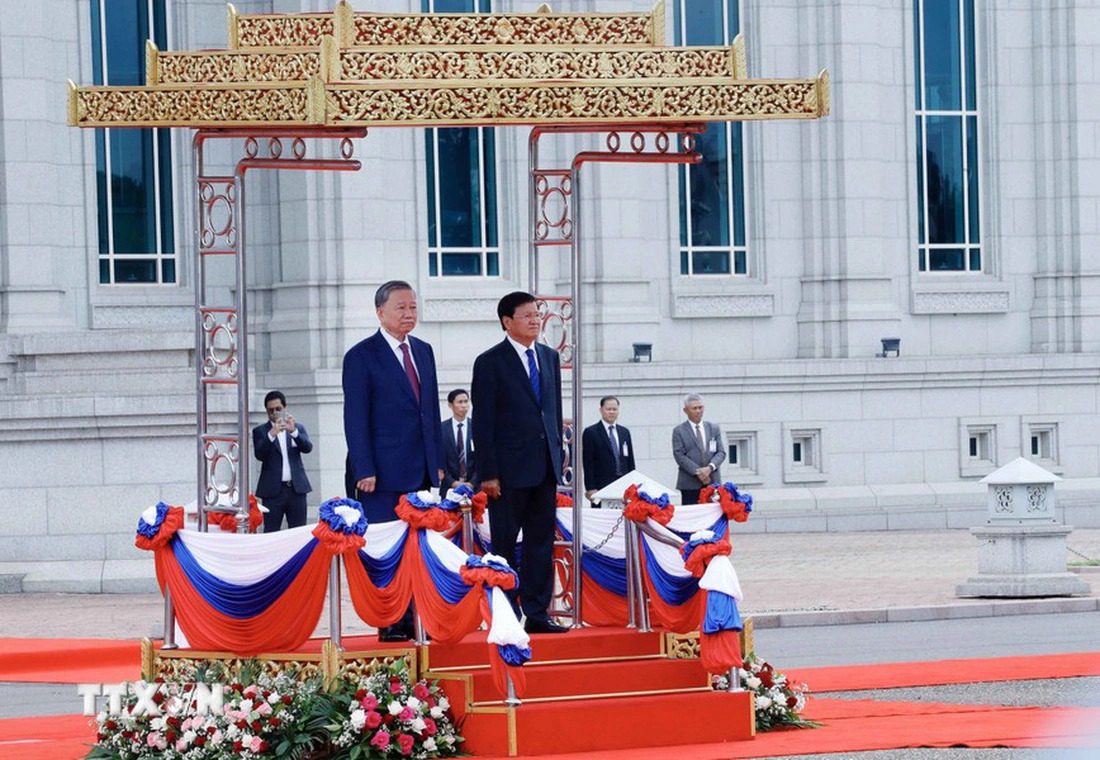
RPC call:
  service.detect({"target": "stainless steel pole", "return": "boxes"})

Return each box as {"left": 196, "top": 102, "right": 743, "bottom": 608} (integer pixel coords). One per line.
{"left": 329, "top": 558, "right": 343, "bottom": 650}
{"left": 162, "top": 587, "right": 178, "bottom": 649}
{"left": 624, "top": 515, "right": 637, "bottom": 628}
{"left": 569, "top": 163, "right": 583, "bottom": 628}
{"left": 234, "top": 167, "right": 249, "bottom": 533}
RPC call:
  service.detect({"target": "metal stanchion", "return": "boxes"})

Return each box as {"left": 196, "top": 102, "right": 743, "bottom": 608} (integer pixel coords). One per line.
{"left": 329, "top": 558, "right": 343, "bottom": 650}
{"left": 633, "top": 522, "right": 651, "bottom": 632}
{"left": 162, "top": 588, "right": 178, "bottom": 650}
{"left": 505, "top": 673, "right": 522, "bottom": 707}
{"left": 461, "top": 504, "right": 474, "bottom": 554}
{"left": 414, "top": 610, "right": 428, "bottom": 646}
{"left": 624, "top": 518, "right": 637, "bottom": 629}
{"left": 727, "top": 665, "right": 743, "bottom": 692}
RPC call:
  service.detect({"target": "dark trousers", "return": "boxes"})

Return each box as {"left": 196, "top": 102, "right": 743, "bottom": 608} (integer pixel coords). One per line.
{"left": 680, "top": 489, "right": 702, "bottom": 507}
{"left": 490, "top": 472, "right": 558, "bottom": 623}
{"left": 261, "top": 484, "right": 308, "bottom": 533}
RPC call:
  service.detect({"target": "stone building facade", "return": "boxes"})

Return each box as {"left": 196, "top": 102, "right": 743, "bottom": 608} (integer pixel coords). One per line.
{"left": 1, "top": 0, "right": 1098, "bottom": 591}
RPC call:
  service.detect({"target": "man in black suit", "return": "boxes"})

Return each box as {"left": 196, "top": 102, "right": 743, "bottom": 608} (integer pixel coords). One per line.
{"left": 472, "top": 292, "right": 568, "bottom": 635}
{"left": 252, "top": 390, "right": 313, "bottom": 533}
{"left": 441, "top": 388, "right": 478, "bottom": 493}
{"left": 582, "top": 396, "right": 636, "bottom": 505}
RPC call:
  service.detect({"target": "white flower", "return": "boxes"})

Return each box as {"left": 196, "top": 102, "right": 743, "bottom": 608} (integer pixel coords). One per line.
{"left": 411, "top": 717, "right": 427, "bottom": 733}
{"left": 350, "top": 709, "right": 366, "bottom": 731}
{"left": 756, "top": 696, "right": 772, "bottom": 709}
{"left": 745, "top": 676, "right": 761, "bottom": 690}
{"left": 424, "top": 737, "right": 438, "bottom": 752}
{"left": 438, "top": 696, "right": 450, "bottom": 711}
{"left": 430, "top": 706, "right": 445, "bottom": 719}
{"left": 388, "top": 701, "right": 404, "bottom": 716}
{"left": 443, "top": 735, "right": 455, "bottom": 745}
{"left": 406, "top": 696, "right": 421, "bottom": 710}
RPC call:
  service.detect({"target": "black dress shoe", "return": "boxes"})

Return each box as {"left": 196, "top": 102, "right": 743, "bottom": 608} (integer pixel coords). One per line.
{"left": 378, "top": 625, "right": 411, "bottom": 642}
{"left": 524, "top": 618, "right": 569, "bottom": 634}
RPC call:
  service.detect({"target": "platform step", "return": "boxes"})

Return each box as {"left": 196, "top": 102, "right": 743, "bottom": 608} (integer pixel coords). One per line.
{"left": 425, "top": 626, "right": 665, "bottom": 670}
{"left": 459, "top": 690, "right": 754, "bottom": 756}
{"left": 465, "top": 656, "right": 712, "bottom": 704}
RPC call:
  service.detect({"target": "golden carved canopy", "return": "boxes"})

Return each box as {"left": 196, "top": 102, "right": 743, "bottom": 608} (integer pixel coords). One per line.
{"left": 67, "top": 1, "right": 829, "bottom": 129}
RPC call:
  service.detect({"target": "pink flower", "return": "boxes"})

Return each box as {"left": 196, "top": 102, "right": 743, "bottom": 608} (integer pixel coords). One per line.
{"left": 412, "top": 683, "right": 430, "bottom": 700}
{"left": 360, "top": 694, "right": 379, "bottom": 711}
{"left": 365, "top": 711, "right": 382, "bottom": 729}
{"left": 397, "top": 732, "right": 415, "bottom": 755}
{"left": 399, "top": 706, "right": 415, "bottom": 721}
{"left": 423, "top": 717, "right": 438, "bottom": 736}
{"left": 250, "top": 736, "right": 264, "bottom": 753}
{"left": 389, "top": 682, "right": 403, "bottom": 695}
{"left": 256, "top": 702, "right": 273, "bottom": 716}
{"left": 370, "top": 731, "right": 391, "bottom": 750}
{"left": 176, "top": 738, "right": 188, "bottom": 752}
{"left": 243, "top": 685, "right": 259, "bottom": 698}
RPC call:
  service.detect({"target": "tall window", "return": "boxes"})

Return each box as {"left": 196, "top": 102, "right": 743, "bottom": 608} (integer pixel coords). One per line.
{"left": 423, "top": 0, "right": 499, "bottom": 278}
{"left": 674, "top": 0, "right": 747, "bottom": 276}
{"left": 90, "top": 0, "right": 176, "bottom": 284}
{"left": 914, "top": 0, "right": 980, "bottom": 273}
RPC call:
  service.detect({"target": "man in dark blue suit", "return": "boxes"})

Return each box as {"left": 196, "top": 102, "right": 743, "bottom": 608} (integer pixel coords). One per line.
{"left": 472, "top": 292, "right": 568, "bottom": 634}
{"left": 252, "top": 390, "right": 313, "bottom": 533}
{"left": 582, "top": 396, "right": 636, "bottom": 505}
{"left": 343, "top": 280, "right": 444, "bottom": 640}
{"left": 440, "top": 388, "right": 478, "bottom": 493}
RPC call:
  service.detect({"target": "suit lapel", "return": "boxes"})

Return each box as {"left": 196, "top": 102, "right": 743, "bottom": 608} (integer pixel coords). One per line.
{"left": 502, "top": 339, "right": 539, "bottom": 406}
{"left": 371, "top": 331, "right": 417, "bottom": 404}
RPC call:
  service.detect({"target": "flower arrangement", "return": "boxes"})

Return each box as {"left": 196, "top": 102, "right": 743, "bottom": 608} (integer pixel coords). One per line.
{"left": 207, "top": 494, "right": 264, "bottom": 533}
{"left": 325, "top": 660, "right": 461, "bottom": 759}
{"left": 87, "top": 661, "right": 461, "bottom": 759}
{"left": 622, "top": 484, "right": 674, "bottom": 526}
{"left": 714, "top": 652, "right": 815, "bottom": 732}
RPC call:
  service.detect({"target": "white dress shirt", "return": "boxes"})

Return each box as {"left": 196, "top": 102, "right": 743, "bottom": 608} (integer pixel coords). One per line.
{"left": 267, "top": 427, "right": 299, "bottom": 481}
{"left": 506, "top": 334, "right": 538, "bottom": 371}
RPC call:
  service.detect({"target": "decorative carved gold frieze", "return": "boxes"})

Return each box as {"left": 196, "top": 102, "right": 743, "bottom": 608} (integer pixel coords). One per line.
{"left": 69, "top": 83, "right": 311, "bottom": 127}
{"left": 231, "top": 0, "right": 665, "bottom": 49}
{"left": 322, "top": 77, "right": 826, "bottom": 127}
{"left": 339, "top": 45, "right": 736, "bottom": 82}
{"left": 157, "top": 48, "right": 323, "bottom": 85}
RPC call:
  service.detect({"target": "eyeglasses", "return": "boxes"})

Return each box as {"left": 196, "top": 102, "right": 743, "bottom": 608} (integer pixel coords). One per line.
{"left": 266, "top": 406, "right": 285, "bottom": 414}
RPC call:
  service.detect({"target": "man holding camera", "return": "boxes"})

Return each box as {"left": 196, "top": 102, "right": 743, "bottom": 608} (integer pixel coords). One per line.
{"left": 253, "top": 390, "right": 313, "bottom": 533}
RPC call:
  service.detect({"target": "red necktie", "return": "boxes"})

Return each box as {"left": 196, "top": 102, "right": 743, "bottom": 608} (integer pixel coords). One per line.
{"left": 399, "top": 343, "right": 420, "bottom": 403}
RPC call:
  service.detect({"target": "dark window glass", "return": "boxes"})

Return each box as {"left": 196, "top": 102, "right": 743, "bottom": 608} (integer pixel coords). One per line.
{"left": 919, "top": 249, "right": 927, "bottom": 272}
{"left": 99, "top": 259, "right": 110, "bottom": 284}
{"left": 436, "top": 128, "right": 481, "bottom": 248}
{"left": 684, "top": 1, "right": 724, "bottom": 45}
{"left": 692, "top": 252, "right": 731, "bottom": 275}
{"left": 929, "top": 248, "right": 965, "bottom": 271}
{"left": 922, "top": 0, "right": 962, "bottom": 110}
{"left": 677, "top": 165, "right": 688, "bottom": 247}
{"left": 486, "top": 251, "right": 499, "bottom": 277}
{"left": 731, "top": 123, "right": 745, "bottom": 246}
{"left": 964, "top": 0, "right": 976, "bottom": 110}
{"left": 966, "top": 115, "right": 979, "bottom": 243}
{"left": 968, "top": 248, "right": 981, "bottom": 272}
{"left": 969, "top": 436, "right": 978, "bottom": 457}
{"left": 161, "top": 259, "right": 176, "bottom": 284}
{"left": 913, "top": 1, "right": 922, "bottom": 109}
{"left": 733, "top": 250, "right": 747, "bottom": 275}
{"left": 441, "top": 252, "right": 482, "bottom": 276}
{"left": 924, "top": 115, "right": 964, "bottom": 245}
{"left": 793, "top": 441, "right": 803, "bottom": 463}
{"left": 680, "top": 251, "right": 689, "bottom": 275}
{"left": 109, "top": 129, "right": 157, "bottom": 254}
{"left": 482, "top": 128, "right": 498, "bottom": 248}
{"left": 428, "top": 0, "right": 475, "bottom": 11}
{"left": 729, "top": 444, "right": 739, "bottom": 465}
{"left": 157, "top": 129, "right": 174, "bottom": 254}
{"left": 689, "top": 124, "right": 730, "bottom": 247}
{"left": 428, "top": 253, "right": 438, "bottom": 277}
{"left": 425, "top": 129, "right": 437, "bottom": 246}
{"left": 1031, "top": 436, "right": 1039, "bottom": 457}
{"left": 114, "top": 259, "right": 158, "bottom": 284}
{"left": 916, "top": 117, "right": 925, "bottom": 246}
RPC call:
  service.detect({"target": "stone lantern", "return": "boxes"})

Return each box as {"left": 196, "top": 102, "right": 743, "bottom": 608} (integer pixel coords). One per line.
{"left": 956, "top": 457, "right": 1090, "bottom": 598}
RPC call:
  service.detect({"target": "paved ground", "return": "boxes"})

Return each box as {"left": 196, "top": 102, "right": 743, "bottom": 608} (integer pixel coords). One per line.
{"left": 1, "top": 528, "right": 1098, "bottom": 639}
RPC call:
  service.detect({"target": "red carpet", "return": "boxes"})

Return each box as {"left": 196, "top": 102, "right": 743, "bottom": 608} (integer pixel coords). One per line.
{"left": 789, "top": 651, "right": 1100, "bottom": 692}
{"left": 0, "top": 639, "right": 142, "bottom": 684}
{"left": 0, "top": 714, "right": 94, "bottom": 760}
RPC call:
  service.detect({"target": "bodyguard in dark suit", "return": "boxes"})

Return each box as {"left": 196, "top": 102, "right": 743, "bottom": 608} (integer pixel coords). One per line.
{"left": 672, "top": 392, "right": 726, "bottom": 506}
{"left": 472, "top": 292, "right": 568, "bottom": 634}
{"left": 582, "top": 395, "right": 636, "bottom": 504}
{"left": 253, "top": 390, "right": 313, "bottom": 533}
{"left": 342, "top": 280, "right": 444, "bottom": 641}
{"left": 441, "top": 388, "right": 478, "bottom": 493}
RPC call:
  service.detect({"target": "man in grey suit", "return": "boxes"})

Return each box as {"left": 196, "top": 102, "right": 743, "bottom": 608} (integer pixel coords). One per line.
{"left": 672, "top": 393, "right": 726, "bottom": 505}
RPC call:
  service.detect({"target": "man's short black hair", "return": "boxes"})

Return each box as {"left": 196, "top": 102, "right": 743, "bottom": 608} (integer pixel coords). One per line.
{"left": 497, "top": 291, "right": 538, "bottom": 330}
{"left": 264, "top": 390, "right": 286, "bottom": 408}
{"left": 447, "top": 388, "right": 469, "bottom": 404}
{"left": 375, "top": 280, "right": 414, "bottom": 309}
{"left": 599, "top": 396, "right": 620, "bottom": 408}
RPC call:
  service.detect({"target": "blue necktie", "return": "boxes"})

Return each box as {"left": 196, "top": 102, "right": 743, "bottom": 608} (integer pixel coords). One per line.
{"left": 526, "top": 348, "right": 541, "bottom": 404}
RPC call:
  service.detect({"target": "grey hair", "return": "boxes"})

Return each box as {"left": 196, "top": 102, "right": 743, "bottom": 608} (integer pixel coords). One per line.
{"left": 375, "top": 280, "right": 414, "bottom": 309}
{"left": 682, "top": 393, "right": 703, "bottom": 408}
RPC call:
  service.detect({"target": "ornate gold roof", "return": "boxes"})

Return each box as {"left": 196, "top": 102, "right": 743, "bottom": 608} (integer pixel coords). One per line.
{"left": 68, "top": 1, "right": 829, "bottom": 129}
